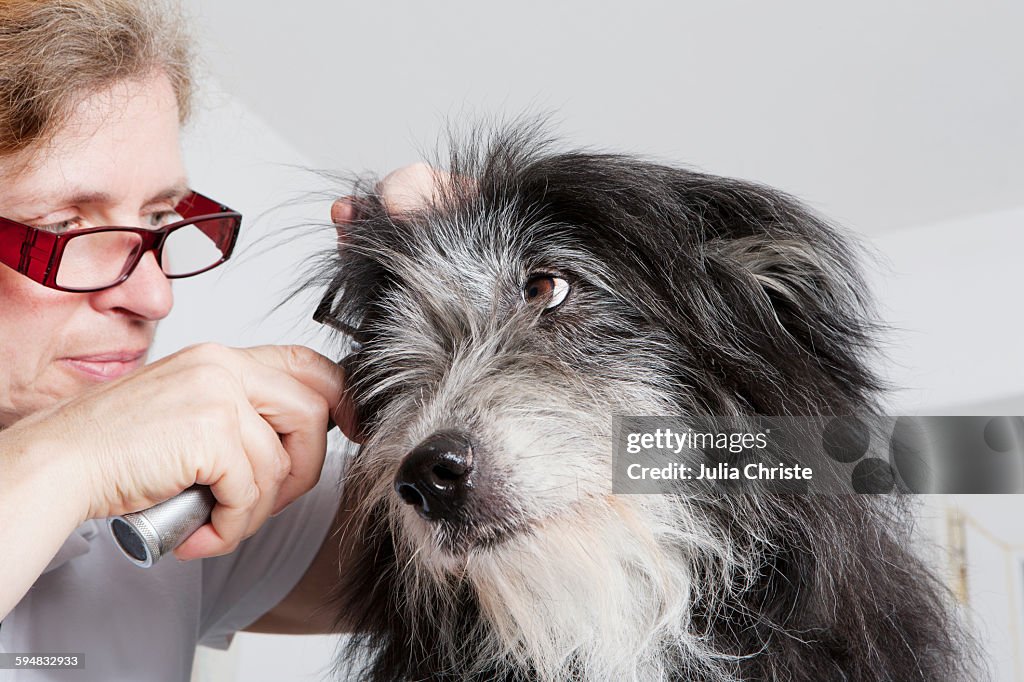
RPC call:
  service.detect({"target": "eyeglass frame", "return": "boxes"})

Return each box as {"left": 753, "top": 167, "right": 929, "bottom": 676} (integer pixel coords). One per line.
{"left": 0, "top": 190, "right": 242, "bottom": 293}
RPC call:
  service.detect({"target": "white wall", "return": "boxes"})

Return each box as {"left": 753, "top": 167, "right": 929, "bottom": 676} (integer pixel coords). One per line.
{"left": 867, "top": 206, "right": 1024, "bottom": 414}
{"left": 183, "top": 0, "right": 1024, "bottom": 237}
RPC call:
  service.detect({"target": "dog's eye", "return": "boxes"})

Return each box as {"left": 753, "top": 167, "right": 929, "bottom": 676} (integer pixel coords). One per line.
{"left": 522, "top": 274, "right": 569, "bottom": 310}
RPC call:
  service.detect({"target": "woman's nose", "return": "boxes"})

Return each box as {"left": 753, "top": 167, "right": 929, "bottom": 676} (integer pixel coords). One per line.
{"left": 89, "top": 250, "right": 174, "bottom": 321}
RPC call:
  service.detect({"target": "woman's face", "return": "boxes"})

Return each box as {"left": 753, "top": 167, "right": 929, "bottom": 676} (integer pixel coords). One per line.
{"left": 0, "top": 73, "right": 186, "bottom": 426}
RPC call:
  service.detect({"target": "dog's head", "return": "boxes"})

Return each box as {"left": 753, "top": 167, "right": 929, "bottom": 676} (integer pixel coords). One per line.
{"left": 313, "top": 130, "right": 961, "bottom": 681}
{"left": 322, "top": 127, "right": 879, "bottom": 547}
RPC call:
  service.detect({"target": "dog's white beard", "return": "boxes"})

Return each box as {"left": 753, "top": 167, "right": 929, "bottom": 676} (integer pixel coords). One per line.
{"left": 393, "top": 492, "right": 747, "bottom": 682}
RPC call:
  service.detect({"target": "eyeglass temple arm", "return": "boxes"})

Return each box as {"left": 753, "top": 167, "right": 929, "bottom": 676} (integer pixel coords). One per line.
{"left": 176, "top": 192, "right": 239, "bottom": 252}
{"left": 0, "top": 218, "right": 57, "bottom": 281}
{"left": 178, "top": 191, "right": 230, "bottom": 216}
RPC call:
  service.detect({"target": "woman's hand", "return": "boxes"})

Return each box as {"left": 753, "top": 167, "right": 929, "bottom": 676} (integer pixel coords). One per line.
{"left": 330, "top": 162, "right": 450, "bottom": 226}
{"left": 8, "top": 343, "right": 349, "bottom": 561}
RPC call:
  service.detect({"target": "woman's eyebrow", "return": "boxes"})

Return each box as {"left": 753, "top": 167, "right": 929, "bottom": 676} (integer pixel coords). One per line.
{"left": 32, "top": 180, "right": 190, "bottom": 212}
{"left": 145, "top": 181, "right": 190, "bottom": 205}
{"left": 18, "top": 190, "right": 110, "bottom": 222}
{"left": 40, "top": 189, "right": 113, "bottom": 208}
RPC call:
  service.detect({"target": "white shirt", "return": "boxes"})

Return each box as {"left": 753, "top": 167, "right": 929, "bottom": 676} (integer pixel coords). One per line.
{"left": 0, "top": 450, "right": 344, "bottom": 681}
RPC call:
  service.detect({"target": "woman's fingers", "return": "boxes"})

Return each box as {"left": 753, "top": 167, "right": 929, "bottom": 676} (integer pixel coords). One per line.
{"left": 191, "top": 345, "right": 342, "bottom": 536}
{"left": 238, "top": 344, "right": 359, "bottom": 444}
{"left": 330, "top": 163, "right": 451, "bottom": 232}
{"left": 173, "top": 416, "right": 260, "bottom": 560}
{"left": 172, "top": 384, "right": 319, "bottom": 558}
{"left": 330, "top": 196, "right": 357, "bottom": 226}
{"left": 139, "top": 344, "right": 344, "bottom": 560}
{"left": 375, "top": 162, "right": 445, "bottom": 215}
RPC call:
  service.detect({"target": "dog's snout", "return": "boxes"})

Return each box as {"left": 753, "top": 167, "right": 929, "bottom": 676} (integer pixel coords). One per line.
{"left": 394, "top": 431, "right": 474, "bottom": 521}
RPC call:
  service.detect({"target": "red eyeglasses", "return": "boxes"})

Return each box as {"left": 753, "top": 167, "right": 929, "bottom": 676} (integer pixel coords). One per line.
{"left": 0, "top": 191, "right": 242, "bottom": 293}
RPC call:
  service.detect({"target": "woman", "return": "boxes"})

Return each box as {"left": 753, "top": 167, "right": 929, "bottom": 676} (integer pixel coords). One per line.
{"left": 0, "top": 1, "right": 429, "bottom": 677}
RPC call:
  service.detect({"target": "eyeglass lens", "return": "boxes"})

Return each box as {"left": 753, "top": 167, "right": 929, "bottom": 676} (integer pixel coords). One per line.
{"left": 161, "top": 218, "right": 234, "bottom": 276}
{"left": 56, "top": 231, "right": 142, "bottom": 289}
{"left": 54, "top": 217, "right": 235, "bottom": 290}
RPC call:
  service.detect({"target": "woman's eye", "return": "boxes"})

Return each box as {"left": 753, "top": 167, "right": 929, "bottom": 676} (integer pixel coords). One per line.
{"left": 522, "top": 274, "right": 570, "bottom": 310}
{"left": 39, "top": 218, "right": 81, "bottom": 234}
{"left": 146, "top": 210, "right": 182, "bottom": 228}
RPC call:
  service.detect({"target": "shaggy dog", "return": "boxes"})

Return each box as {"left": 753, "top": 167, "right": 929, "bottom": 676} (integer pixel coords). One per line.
{"left": 311, "top": 127, "right": 973, "bottom": 681}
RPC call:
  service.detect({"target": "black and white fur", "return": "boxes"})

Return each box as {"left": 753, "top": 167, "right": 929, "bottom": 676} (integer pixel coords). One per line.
{"left": 312, "top": 127, "right": 975, "bottom": 681}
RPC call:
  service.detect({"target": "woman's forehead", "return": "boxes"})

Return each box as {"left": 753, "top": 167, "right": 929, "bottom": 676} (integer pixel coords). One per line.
{"left": 0, "top": 74, "right": 186, "bottom": 219}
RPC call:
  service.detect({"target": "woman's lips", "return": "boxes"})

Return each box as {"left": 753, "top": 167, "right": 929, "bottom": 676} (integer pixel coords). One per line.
{"left": 62, "top": 350, "right": 147, "bottom": 381}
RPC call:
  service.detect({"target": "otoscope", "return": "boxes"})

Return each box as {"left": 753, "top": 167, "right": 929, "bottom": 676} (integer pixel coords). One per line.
{"left": 108, "top": 485, "right": 215, "bottom": 567}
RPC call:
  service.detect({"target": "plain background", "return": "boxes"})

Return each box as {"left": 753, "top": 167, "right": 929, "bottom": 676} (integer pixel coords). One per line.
{"left": 149, "top": 1, "right": 1024, "bottom": 679}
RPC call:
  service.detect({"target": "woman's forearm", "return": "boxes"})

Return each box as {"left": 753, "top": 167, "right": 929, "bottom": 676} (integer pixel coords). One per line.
{"left": 0, "top": 424, "right": 89, "bottom": 620}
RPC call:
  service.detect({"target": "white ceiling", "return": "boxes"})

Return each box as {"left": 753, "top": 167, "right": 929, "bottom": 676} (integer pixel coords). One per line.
{"left": 184, "top": 0, "right": 1023, "bottom": 235}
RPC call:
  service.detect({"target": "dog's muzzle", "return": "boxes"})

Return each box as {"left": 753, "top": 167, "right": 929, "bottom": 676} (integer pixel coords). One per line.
{"left": 394, "top": 431, "right": 475, "bottom": 522}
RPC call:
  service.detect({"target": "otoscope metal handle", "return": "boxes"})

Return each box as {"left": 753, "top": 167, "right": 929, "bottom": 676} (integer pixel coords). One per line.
{"left": 108, "top": 484, "right": 215, "bottom": 568}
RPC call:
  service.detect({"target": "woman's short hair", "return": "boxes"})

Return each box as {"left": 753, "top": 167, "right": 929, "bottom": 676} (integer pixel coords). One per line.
{"left": 0, "top": 0, "right": 193, "bottom": 158}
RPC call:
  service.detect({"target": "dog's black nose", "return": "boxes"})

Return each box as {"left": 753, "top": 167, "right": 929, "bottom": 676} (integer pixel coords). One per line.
{"left": 394, "top": 431, "right": 474, "bottom": 522}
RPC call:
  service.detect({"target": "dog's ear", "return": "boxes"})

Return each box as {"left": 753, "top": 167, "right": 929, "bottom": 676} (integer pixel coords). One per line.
{"left": 684, "top": 181, "right": 884, "bottom": 413}
{"left": 709, "top": 233, "right": 854, "bottom": 338}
